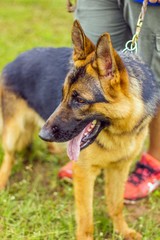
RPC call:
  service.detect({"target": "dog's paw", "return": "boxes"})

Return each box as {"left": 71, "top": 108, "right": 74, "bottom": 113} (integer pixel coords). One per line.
{"left": 0, "top": 183, "right": 6, "bottom": 191}
{"left": 0, "top": 173, "right": 9, "bottom": 190}
{"left": 77, "top": 236, "right": 93, "bottom": 240}
{"left": 123, "top": 229, "right": 142, "bottom": 240}
{"left": 76, "top": 230, "right": 94, "bottom": 240}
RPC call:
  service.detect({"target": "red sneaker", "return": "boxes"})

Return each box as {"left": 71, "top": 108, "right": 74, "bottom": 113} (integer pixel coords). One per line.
{"left": 124, "top": 153, "right": 160, "bottom": 203}
{"left": 58, "top": 161, "right": 73, "bottom": 180}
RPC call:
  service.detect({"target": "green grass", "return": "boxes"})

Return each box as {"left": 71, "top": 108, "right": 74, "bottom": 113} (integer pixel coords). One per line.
{"left": 0, "top": 1, "right": 160, "bottom": 239}
{"left": 0, "top": 0, "right": 73, "bottom": 70}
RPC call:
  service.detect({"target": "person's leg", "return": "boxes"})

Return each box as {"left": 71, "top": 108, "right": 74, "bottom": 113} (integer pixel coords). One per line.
{"left": 58, "top": 0, "right": 131, "bottom": 179}
{"left": 148, "top": 107, "right": 160, "bottom": 161}
{"left": 123, "top": 0, "right": 160, "bottom": 201}
{"left": 75, "top": 0, "right": 132, "bottom": 48}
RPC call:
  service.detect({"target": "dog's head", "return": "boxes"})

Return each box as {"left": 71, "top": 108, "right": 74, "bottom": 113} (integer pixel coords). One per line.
{"left": 39, "top": 20, "right": 132, "bottom": 161}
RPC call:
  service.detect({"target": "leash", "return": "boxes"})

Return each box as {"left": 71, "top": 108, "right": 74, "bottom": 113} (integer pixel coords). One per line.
{"left": 123, "top": 0, "right": 149, "bottom": 53}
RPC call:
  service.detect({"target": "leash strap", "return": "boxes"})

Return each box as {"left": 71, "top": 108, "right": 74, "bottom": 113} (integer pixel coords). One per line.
{"left": 123, "top": 0, "right": 149, "bottom": 53}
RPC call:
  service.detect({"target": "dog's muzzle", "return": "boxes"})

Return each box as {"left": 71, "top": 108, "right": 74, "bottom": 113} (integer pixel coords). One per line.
{"left": 39, "top": 125, "right": 58, "bottom": 142}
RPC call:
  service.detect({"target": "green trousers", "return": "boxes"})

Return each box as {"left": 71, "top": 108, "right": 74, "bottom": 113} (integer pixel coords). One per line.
{"left": 75, "top": 0, "right": 160, "bottom": 86}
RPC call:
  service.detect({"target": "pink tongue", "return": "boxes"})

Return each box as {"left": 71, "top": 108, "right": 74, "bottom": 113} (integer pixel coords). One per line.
{"left": 67, "top": 123, "right": 91, "bottom": 161}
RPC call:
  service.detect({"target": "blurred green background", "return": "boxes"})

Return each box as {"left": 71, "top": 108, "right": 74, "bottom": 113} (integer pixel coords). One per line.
{"left": 0, "top": 0, "right": 73, "bottom": 70}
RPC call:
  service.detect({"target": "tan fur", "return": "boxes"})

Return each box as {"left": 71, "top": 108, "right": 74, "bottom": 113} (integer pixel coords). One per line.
{"left": 0, "top": 87, "right": 62, "bottom": 189}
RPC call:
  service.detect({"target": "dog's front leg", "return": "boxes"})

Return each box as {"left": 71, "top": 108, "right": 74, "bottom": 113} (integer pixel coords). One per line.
{"left": 0, "top": 151, "right": 14, "bottom": 190}
{"left": 73, "top": 162, "right": 100, "bottom": 240}
{"left": 104, "top": 161, "right": 142, "bottom": 240}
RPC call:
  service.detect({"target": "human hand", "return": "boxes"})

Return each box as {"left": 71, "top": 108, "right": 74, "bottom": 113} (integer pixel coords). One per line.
{"left": 149, "top": 0, "right": 160, "bottom": 3}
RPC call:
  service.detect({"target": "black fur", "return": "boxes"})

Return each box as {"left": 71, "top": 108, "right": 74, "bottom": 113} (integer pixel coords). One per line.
{"left": 2, "top": 47, "right": 72, "bottom": 120}
{"left": 120, "top": 51, "right": 160, "bottom": 115}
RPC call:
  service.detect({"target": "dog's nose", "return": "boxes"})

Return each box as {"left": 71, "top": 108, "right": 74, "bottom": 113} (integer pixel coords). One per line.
{"left": 39, "top": 126, "right": 53, "bottom": 142}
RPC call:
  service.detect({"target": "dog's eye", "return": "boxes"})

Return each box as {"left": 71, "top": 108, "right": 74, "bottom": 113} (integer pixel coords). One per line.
{"left": 72, "top": 91, "right": 86, "bottom": 104}
{"left": 76, "top": 96, "right": 85, "bottom": 104}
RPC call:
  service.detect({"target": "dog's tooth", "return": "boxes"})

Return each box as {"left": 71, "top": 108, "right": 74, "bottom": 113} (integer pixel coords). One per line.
{"left": 92, "top": 120, "right": 97, "bottom": 125}
{"left": 83, "top": 122, "right": 96, "bottom": 138}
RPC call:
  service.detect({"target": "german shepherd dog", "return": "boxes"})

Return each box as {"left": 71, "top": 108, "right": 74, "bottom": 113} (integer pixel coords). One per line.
{"left": 39, "top": 20, "right": 159, "bottom": 240}
{"left": 0, "top": 47, "right": 72, "bottom": 189}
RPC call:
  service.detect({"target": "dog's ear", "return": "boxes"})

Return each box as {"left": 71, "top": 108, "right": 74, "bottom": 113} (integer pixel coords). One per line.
{"left": 95, "top": 33, "right": 129, "bottom": 94}
{"left": 95, "top": 33, "right": 117, "bottom": 77}
{"left": 72, "top": 20, "right": 95, "bottom": 61}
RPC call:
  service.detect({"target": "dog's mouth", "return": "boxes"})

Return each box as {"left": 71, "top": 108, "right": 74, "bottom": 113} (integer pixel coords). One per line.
{"left": 67, "top": 120, "right": 104, "bottom": 161}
